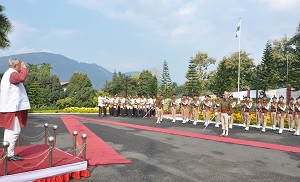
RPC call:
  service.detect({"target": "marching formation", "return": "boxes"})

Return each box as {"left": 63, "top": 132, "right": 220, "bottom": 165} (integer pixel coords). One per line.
{"left": 97, "top": 91, "right": 300, "bottom": 137}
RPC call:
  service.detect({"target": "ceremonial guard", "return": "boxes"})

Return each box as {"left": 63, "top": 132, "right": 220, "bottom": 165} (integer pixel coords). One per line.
{"left": 140, "top": 95, "right": 147, "bottom": 118}
{"left": 243, "top": 96, "right": 253, "bottom": 131}
{"left": 255, "top": 97, "right": 262, "bottom": 129}
{"left": 155, "top": 94, "right": 163, "bottom": 124}
{"left": 128, "top": 95, "right": 134, "bottom": 118}
{"left": 293, "top": 96, "right": 300, "bottom": 136}
{"left": 119, "top": 95, "right": 126, "bottom": 117}
{"left": 181, "top": 94, "right": 190, "bottom": 124}
{"left": 109, "top": 95, "right": 114, "bottom": 116}
{"left": 277, "top": 95, "right": 286, "bottom": 134}
{"left": 145, "top": 96, "right": 152, "bottom": 117}
{"left": 133, "top": 95, "right": 140, "bottom": 118}
{"left": 261, "top": 94, "right": 270, "bottom": 133}
{"left": 97, "top": 93, "right": 104, "bottom": 118}
{"left": 192, "top": 94, "right": 201, "bottom": 125}
{"left": 270, "top": 96, "right": 278, "bottom": 130}
{"left": 202, "top": 94, "right": 212, "bottom": 126}
{"left": 228, "top": 94, "right": 236, "bottom": 129}
{"left": 220, "top": 91, "right": 231, "bottom": 137}
{"left": 214, "top": 94, "right": 222, "bottom": 127}
{"left": 113, "top": 95, "right": 119, "bottom": 117}
{"left": 287, "top": 97, "right": 295, "bottom": 132}
{"left": 170, "top": 94, "right": 178, "bottom": 123}
{"left": 240, "top": 96, "right": 246, "bottom": 127}
{"left": 103, "top": 96, "right": 109, "bottom": 116}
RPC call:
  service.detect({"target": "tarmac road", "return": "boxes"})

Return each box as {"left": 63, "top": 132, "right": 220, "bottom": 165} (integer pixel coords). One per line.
{"left": 1, "top": 114, "right": 300, "bottom": 182}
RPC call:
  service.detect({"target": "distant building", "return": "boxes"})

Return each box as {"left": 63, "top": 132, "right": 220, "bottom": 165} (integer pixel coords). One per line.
{"left": 60, "top": 82, "right": 68, "bottom": 92}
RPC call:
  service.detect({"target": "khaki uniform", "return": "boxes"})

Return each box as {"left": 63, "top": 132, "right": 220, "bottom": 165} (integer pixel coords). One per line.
{"left": 261, "top": 100, "right": 270, "bottom": 131}
{"left": 181, "top": 98, "right": 189, "bottom": 123}
{"left": 287, "top": 102, "right": 295, "bottom": 130}
{"left": 294, "top": 101, "right": 300, "bottom": 135}
{"left": 256, "top": 101, "right": 262, "bottom": 127}
{"left": 203, "top": 99, "right": 212, "bottom": 125}
{"left": 192, "top": 99, "right": 200, "bottom": 124}
{"left": 244, "top": 100, "right": 252, "bottom": 129}
{"left": 277, "top": 101, "right": 286, "bottom": 132}
{"left": 170, "top": 98, "right": 177, "bottom": 122}
{"left": 214, "top": 98, "right": 221, "bottom": 127}
{"left": 220, "top": 98, "right": 231, "bottom": 132}
{"left": 155, "top": 97, "right": 163, "bottom": 123}
{"left": 270, "top": 100, "right": 277, "bottom": 129}
{"left": 229, "top": 99, "right": 236, "bottom": 128}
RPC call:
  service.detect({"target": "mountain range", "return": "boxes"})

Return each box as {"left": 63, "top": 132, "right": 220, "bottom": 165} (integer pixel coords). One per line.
{"left": 0, "top": 52, "right": 137, "bottom": 90}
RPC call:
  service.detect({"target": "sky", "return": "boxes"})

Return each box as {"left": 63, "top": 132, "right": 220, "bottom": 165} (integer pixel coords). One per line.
{"left": 1, "top": 0, "right": 300, "bottom": 85}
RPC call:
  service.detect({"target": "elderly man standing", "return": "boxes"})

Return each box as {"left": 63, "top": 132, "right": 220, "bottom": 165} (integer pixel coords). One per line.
{"left": 0, "top": 59, "right": 31, "bottom": 161}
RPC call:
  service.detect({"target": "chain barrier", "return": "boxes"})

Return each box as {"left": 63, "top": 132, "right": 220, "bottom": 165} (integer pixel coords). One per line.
{"left": 0, "top": 154, "right": 7, "bottom": 163}
{"left": 11, "top": 149, "right": 50, "bottom": 170}
{"left": 22, "top": 148, "right": 51, "bottom": 160}
{"left": 54, "top": 144, "right": 86, "bottom": 163}
{"left": 20, "top": 131, "right": 45, "bottom": 141}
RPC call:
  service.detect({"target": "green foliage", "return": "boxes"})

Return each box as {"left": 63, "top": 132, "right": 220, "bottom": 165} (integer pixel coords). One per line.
{"left": 185, "top": 58, "right": 200, "bottom": 97}
{"left": 209, "top": 50, "right": 255, "bottom": 93}
{"left": 289, "top": 41, "right": 300, "bottom": 90}
{"left": 27, "top": 82, "right": 44, "bottom": 107}
{"left": 24, "top": 63, "right": 64, "bottom": 107}
{"left": 259, "top": 41, "right": 278, "bottom": 91}
{"left": 103, "top": 70, "right": 158, "bottom": 97}
{"left": 139, "top": 70, "right": 158, "bottom": 97}
{"left": 0, "top": 5, "right": 13, "bottom": 49}
{"left": 66, "top": 72, "right": 96, "bottom": 107}
{"left": 56, "top": 97, "right": 72, "bottom": 109}
{"left": 192, "top": 52, "right": 216, "bottom": 94}
{"left": 160, "top": 60, "right": 173, "bottom": 97}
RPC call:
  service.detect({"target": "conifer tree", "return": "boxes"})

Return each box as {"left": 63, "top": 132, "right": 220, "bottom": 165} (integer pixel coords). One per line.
{"left": 185, "top": 58, "right": 200, "bottom": 97}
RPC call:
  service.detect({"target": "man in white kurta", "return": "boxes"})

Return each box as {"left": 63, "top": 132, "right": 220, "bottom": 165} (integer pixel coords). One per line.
{"left": 0, "top": 59, "right": 31, "bottom": 161}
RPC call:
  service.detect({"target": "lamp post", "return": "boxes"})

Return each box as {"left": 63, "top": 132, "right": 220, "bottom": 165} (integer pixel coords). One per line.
{"left": 286, "top": 51, "right": 289, "bottom": 86}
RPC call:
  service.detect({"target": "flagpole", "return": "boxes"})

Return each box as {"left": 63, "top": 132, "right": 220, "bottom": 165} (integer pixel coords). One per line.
{"left": 237, "top": 18, "right": 241, "bottom": 93}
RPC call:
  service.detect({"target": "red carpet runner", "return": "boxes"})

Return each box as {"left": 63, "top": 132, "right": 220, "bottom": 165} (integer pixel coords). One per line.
{"left": 60, "top": 116, "right": 131, "bottom": 166}
{"left": 72, "top": 116, "right": 300, "bottom": 154}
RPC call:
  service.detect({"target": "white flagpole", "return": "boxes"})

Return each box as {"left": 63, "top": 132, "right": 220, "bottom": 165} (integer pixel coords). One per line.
{"left": 237, "top": 18, "right": 241, "bottom": 93}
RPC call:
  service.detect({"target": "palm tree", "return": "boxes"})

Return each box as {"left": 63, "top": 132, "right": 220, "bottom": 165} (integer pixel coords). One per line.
{"left": 0, "top": 5, "right": 13, "bottom": 50}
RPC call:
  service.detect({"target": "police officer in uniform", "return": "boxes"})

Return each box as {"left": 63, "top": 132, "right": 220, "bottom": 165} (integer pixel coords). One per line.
{"left": 293, "top": 96, "right": 300, "bottom": 136}
{"left": 287, "top": 97, "right": 295, "bottom": 132}
{"left": 214, "top": 94, "right": 222, "bottom": 127}
{"left": 192, "top": 94, "right": 201, "bottom": 125}
{"left": 243, "top": 96, "right": 253, "bottom": 131}
{"left": 170, "top": 94, "right": 178, "bottom": 123}
{"left": 220, "top": 91, "right": 231, "bottom": 137}
{"left": 270, "top": 95, "right": 278, "bottom": 130}
{"left": 203, "top": 94, "right": 212, "bottom": 127}
{"left": 229, "top": 94, "right": 236, "bottom": 129}
{"left": 261, "top": 94, "right": 270, "bottom": 133}
{"left": 277, "top": 95, "right": 286, "bottom": 134}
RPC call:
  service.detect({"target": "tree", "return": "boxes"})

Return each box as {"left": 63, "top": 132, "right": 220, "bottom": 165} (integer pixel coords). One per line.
{"left": 25, "top": 63, "right": 64, "bottom": 107}
{"left": 160, "top": 60, "right": 172, "bottom": 98}
{"left": 66, "top": 72, "right": 96, "bottom": 107}
{"left": 209, "top": 50, "right": 255, "bottom": 93}
{"left": 0, "top": 5, "right": 13, "bottom": 49}
{"left": 289, "top": 41, "right": 300, "bottom": 91}
{"left": 185, "top": 58, "right": 200, "bottom": 97}
{"left": 259, "top": 41, "right": 278, "bottom": 91}
{"left": 210, "top": 61, "right": 231, "bottom": 94}
{"left": 27, "top": 82, "right": 44, "bottom": 108}
{"left": 139, "top": 70, "right": 158, "bottom": 97}
{"left": 192, "top": 52, "right": 216, "bottom": 94}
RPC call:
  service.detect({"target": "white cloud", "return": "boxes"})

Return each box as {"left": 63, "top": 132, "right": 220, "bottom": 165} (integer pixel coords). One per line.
{"left": 9, "top": 21, "right": 38, "bottom": 40}
{"left": 15, "top": 47, "right": 37, "bottom": 54}
{"left": 14, "top": 47, "right": 54, "bottom": 54}
{"left": 50, "top": 28, "right": 76, "bottom": 39}
{"left": 256, "top": 0, "right": 300, "bottom": 12}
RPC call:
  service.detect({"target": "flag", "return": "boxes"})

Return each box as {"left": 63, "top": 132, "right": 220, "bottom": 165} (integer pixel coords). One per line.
{"left": 235, "top": 18, "right": 241, "bottom": 37}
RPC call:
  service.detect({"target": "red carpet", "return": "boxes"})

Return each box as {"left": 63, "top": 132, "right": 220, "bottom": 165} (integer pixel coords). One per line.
{"left": 60, "top": 116, "right": 131, "bottom": 166}
{"left": 0, "top": 144, "right": 84, "bottom": 176}
{"left": 72, "top": 116, "right": 300, "bottom": 154}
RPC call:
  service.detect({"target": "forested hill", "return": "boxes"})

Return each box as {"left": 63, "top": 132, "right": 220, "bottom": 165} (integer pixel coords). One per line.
{"left": 0, "top": 52, "right": 113, "bottom": 89}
